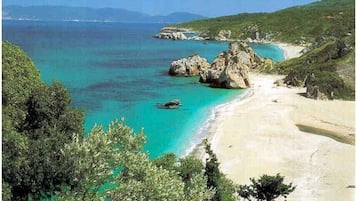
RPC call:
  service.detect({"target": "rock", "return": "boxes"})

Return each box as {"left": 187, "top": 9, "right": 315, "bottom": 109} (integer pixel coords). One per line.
{"left": 169, "top": 55, "right": 210, "bottom": 76}
{"left": 164, "top": 99, "right": 181, "bottom": 107}
{"left": 274, "top": 79, "right": 285, "bottom": 87}
{"left": 155, "top": 32, "right": 187, "bottom": 40}
{"left": 200, "top": 42, "right": 260, "bottom": 89}
{"left": 156, "top": 99, "right": 182, "bottom": 109}
{"left": 306, "top": 85, "right": 328, "bottom": 100}
{"left": 158, "top": 99, "right": 181, "bottom": 109}
{"left": 215, "top": 30, "right": 232, "bottom": 41}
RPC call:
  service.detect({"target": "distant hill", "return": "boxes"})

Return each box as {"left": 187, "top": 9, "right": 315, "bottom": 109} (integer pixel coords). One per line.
{"left": 2, "top": 5, "right": 206, "bottom": 23}
{"left": 174, "top": 0, "right": 354, "bottom": 43}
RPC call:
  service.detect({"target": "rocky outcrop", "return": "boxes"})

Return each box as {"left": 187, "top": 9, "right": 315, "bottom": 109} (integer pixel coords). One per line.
{"left": 155, "top": 27, "right": 210, "bottom": 41}
{"left": 215, "top": 30, "right": 232, "bottom": 41}
{"left": 306, "top": 85, "right": 328, "bottom": 100}
{"left": 200, "top": 42, "right": 266, "bottom": 89}
{"left": 242, "top": 24, "right": 275, "bottom": 43}
{"left": 154, "top": 27, "right": 189, "bottom": 40}
{"left": 169, "top": 55, "right": 210, "bottom": 76}
{"left": 155, "top": 32, "right": 188, "bottom": 40}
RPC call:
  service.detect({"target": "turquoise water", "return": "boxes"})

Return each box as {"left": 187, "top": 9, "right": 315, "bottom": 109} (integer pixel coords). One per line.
{"left": 3, "top": 20, "right": 284, "bottom": 158}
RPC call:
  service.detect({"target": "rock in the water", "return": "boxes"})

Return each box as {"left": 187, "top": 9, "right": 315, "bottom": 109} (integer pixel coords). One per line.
{"left": 169, "top": 55, "right": 210, "bottom": 76}
{"left": 164, "top": 99, "right": 181, "bottom": 107}
{"left": 200, "top": 42, "right": 263, "bottom": 89}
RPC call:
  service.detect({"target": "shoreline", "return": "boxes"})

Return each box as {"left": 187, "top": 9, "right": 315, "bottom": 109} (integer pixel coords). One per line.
{"left": 272, "top": 42, "right": 305, "bottom": 60}
{"left": 186, "top": 88, "right": 255, "bottom": 159}
{"left": 187, "top": 42, "right": 304, "bottom": 159}
{"left": 209, "top": 73, "right": 355, "bottom": 200}
{"left": 188, "top": 43, "right": 355, "bottom": 200}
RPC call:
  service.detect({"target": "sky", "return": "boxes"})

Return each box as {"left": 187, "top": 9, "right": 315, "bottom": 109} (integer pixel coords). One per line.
{"left": 2, "top": 0, "right": 319, "bottom": 17}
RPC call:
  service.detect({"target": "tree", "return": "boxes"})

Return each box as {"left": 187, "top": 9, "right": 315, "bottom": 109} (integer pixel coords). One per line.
{"left": 2, "top": 42, "right": 85, "bottom": 200}
{"left": 152, "top": 153, "right": 177, "bottom": 171}
{"left": 204, "top": 141, "right": 237, "bottom": 201}
{"left": 177, "top": 156, "right": 204, "bottom": 184}
{"left": 237, "top": 174, "right": 296, "bottom": 201}
{"left": 56, "top": 120, "right": 214, "bottom": 201}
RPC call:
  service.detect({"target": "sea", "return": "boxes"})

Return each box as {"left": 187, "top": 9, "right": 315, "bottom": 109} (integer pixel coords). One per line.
{"left": 2, "top": 20, "right": 284, "bottom": 158}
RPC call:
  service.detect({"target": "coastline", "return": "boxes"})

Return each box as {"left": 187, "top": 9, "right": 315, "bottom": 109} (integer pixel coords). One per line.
{"left": 188, "top": 42, "right": 304, "bottom": 159}
{"left": 273, "top": 42, "right": 305, "bottom": 59}
{"left": 189, "top": 43, "right": 355, "bottom": 200}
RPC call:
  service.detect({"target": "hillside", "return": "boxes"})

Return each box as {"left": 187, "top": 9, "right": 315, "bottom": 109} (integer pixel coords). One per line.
{"left": 174, "top": 0, "right": 354, "bottom": 44}
{"left": 173, "top": 0, "right": 355, "bottom": 100}
{"left": 2, "top": 5, "right": 206, "bottom": 23}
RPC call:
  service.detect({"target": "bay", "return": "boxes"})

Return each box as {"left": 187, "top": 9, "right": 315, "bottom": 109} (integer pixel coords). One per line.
{"left": 2, "top": 20, "right": 284, "bottom": 158}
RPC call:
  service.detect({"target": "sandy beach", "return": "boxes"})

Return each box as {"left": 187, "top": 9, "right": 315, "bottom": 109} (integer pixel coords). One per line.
{"left": 274, "top": 42, "right": 305, "bottom": 59}
{"left": 205, "top": 45, "right": 355, "bottom": 200}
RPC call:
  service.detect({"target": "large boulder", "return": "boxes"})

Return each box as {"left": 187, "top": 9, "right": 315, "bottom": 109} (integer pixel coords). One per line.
{"left": 200, "top": 42, "right": 263, "bottom": 89}
{"left": 169, "top": 54, "right": 210, "bottom": 76}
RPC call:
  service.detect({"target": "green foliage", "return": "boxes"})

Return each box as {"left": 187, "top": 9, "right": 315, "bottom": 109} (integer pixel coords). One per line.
{"left": 205, "top": 142, "right": 237, "bottom": 201}
{"left": 2, "top": 41, "right": 40, "bottom": 106}
{"left": 178, "top": 156, "right": 204, "bottom": 184}
{"left": 2, "top": 42, "right": 85, "bottom": 200}
{"left": 152, "top": 153, "right": 177, "bottom": 171}
{"left": 275, "top": 39, "right": 355, "bottom": 100}
{"left": 152, "top": 154, "right": 215, "bottom": 201}
{"left": 2, "top": 182, "right": 12, "bottom": 201}
{"left": 237, "top": 174, "right": 295, "bottom": 201}
{"left": 2, "top": 41, "right": 41, "bottom": 131}
{"left": 58, "top": 120, "right": 146, "bottom": 200}
{"left": 175, "top": 0, "right": 354, "bottom": 43}
{"left": 55, "top": 120, "right": 214, "bottom": 201}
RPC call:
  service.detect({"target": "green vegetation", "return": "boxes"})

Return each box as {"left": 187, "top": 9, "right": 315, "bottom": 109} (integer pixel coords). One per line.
{"left": 205, "top": 142, "right": 237, "bottom": 201}
{"left": 275, "top": 39, "right": 355, "bottom": 100}
{"left": 237, "top": 174, "right": 296, "bottom": 201}
{"left": 175, "top": 0, "right": 354, "bottom": 43}
{"left": 2, "top": 41, "right": 85, "bottom": 200}
{"left": 175, "top": 0, "right": 355, "bottom": 100}
{"left": 2, "top": 41, "right": 242, "bottom": 201}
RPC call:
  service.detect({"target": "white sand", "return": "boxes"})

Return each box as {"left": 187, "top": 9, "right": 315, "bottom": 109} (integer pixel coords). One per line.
{"left": 206, "top": 44, "right": 355, "bottom": 200}
{"left": 274, "top": 42, "right": 305, "bottom": 59}
{"left": 210, "top": 74, "right": 355, "bottom": 200}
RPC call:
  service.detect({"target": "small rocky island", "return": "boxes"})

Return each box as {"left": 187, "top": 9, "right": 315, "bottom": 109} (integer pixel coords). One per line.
{"left": 157, "top": 99, "right": 182, "bottom": 109}
{"left": 168, "top": 42, "right": 273, "bottom": 89}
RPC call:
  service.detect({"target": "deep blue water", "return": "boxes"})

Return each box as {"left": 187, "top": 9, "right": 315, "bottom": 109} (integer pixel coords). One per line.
{"left": 2, "top": 20, "right": 284, "bottom": 158}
